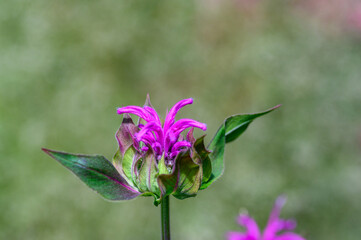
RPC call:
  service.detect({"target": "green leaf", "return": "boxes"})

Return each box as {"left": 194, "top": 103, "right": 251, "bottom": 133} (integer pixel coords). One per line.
{"left": 158, "top": 152, "right": 202, "bottom": 200}
{"left": 201, "top": 156, "right": 212, "bottom": 185}
{"left": 112, "top": 150, "right": 126, "bottom": 178}
{"left": 157, "top": 167, "right": 178, "bottom": 199}
{"left": 112, "top": 146, "right": 138, "bottom": 188}
{"left": 137, "top": 151, "right": 160, "bottom": 196}
{"left": 141, "top": 192, "right": 161, "bottom": 206}
{"left": 42, "top": 148, "right": 141, "bottom": 201}
{"left": 122, "top": 147, "right": 136, "bottom": 180}
{"left": 192, "top": 136, "right": 212, "bottom": 184}
{"left": 193, "top": 136, "right": 210, "bottom": 162}
{"left": 173, "top": 153, "right": 202, "bottom": 199}
{"left": 201, "top": 105, "right": 281, "bottom": 189}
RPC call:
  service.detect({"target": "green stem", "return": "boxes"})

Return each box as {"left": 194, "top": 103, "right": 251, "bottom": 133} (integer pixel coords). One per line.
{"left": 161, "top": 196, "right": 171, "bottom": 240}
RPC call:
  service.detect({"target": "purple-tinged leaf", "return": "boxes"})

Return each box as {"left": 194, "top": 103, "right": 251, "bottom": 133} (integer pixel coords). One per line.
{"left": 42, "top": 148, "right": 140, "bottom": 201}
{"left": 116, "top": 114, "right": 139, "bottom": 156}
{"left": 187, "top": 128, "right": 196, "bottom": 144}
{"left": 144, "top": 93, "right": 154, "bottom": 108}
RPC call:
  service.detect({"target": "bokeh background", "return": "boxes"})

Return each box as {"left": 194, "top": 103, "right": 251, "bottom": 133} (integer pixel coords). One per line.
{"left": 1, "top": 0, "right": 361, "bottom": 239}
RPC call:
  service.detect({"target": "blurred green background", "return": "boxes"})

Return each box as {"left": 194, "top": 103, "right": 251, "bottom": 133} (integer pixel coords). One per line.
{"left": 1, "top": 0, "right": 361, "bottom": 239}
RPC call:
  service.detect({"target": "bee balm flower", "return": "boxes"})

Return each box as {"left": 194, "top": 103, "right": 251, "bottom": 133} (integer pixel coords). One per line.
{"left": 117, "top": 96, "right": 207, "bottom": 165}
{"left": 43, "top": 95, "right": 279, "bottom": 205}
{"left": 227, "top": 196, "right": 306, "bottom": 240}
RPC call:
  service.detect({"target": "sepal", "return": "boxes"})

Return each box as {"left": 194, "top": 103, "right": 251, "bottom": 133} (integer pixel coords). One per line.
{"left": 137, "top": 150, "right": 160, "bottom": 196}
{"left": 158, "top": 151, "right": 202, "bottom": 200}
{"left": 112, "top": 146, "right": 140, "bottom": 189}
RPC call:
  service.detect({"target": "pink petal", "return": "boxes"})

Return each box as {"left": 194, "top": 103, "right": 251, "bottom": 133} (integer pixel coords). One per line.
{"left": 151, "top": 142, "right": 163, "bottom": 156}
{"left": 263, "top": 196, "right": 289, "bottom": 239}
{"left": 237, "top": 214, "right": 261, "bottom": 239}
{"left": 117, "top": 106, "right": 153, "bottom": 122}
{"left": 144, "top": 106, "right": 161, "bottom": 124}
{"left": 263, "top": 221, "right": 279, "bottom": 240}
{"left": 171, "top": 141, "right": 191, "bottom": 152}
{"left": 268, "top": 195, "right": 287, "bottom": 223}
{"left": 141, "top": 146, "right": 149, "bottom": 152}
{"left": 163, "top": 98, "right": 193, "bottom": 132}
{"left": 278, "top": 219, "right": 297, "bottom": 231}
{"left": 264, "top": 219, "right": 297, "bottom": 239}
{"left": 136, "top": 121, "right": 163, "bottom": 143}
{"left": 168, "top": 119, "right": 207, "bottom": 137}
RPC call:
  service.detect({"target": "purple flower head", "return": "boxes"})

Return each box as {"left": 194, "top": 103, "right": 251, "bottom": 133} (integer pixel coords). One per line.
{"left": 117, "top": 95, "right": 207, "bottom": 165}
{"left": 227, "top": 196, "right": 306, "bottom": 240}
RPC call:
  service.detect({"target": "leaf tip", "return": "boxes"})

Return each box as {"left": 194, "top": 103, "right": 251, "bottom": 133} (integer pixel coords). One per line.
{"left": 272, "top": 104, "right": 282, "bottom": 110}
{"left": 122, "top": 113, "right": 133, "bottom": 123}
{"left": 41, "top": 148, "right": 52, "bottom": 155}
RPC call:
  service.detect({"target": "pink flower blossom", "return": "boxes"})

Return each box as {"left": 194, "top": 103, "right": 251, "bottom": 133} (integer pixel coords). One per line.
{"left": 117, "top": 95, "right": 207, "bottom": 165}
{"left": 227, "top": 196, "right": 306, "bottom": 240}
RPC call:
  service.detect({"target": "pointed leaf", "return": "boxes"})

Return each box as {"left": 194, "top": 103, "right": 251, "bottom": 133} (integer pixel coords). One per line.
{"left": 224, "top": 104, "right": 281, "bottom": 143}
{"left": 42, "top": 148, "right": 140, "bottom": 200}
{"left": 201, "top": 105, "right": 280, "bottom": 189}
